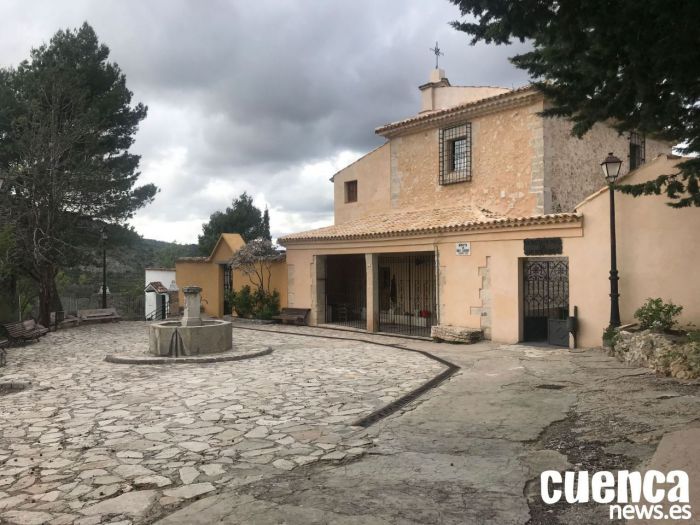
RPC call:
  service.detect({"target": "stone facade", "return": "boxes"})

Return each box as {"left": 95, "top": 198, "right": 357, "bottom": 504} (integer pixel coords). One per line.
{"left": 386, "top": 107, "right": 541, "bottom": 217}
{"left": 331, "top": 71, "right": 671, "bottom": 221}
{"left": 543, "top": 118, "right": 669, "bottom": 213}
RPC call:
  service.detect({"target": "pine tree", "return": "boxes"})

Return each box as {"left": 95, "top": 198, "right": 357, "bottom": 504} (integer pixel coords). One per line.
{"left": 198, "top": 192, "right": 267, "bottom": 254}
{"left": 262, "top": 207, "right": 271, "bottom": 241}
{"left": 0, "top": 23, "right": 157, "bottom": 325}
{"left": 450, "top": 0, "right": 700, "bottom": 207}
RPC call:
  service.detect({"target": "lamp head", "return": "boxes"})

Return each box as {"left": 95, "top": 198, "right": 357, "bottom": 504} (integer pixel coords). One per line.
{"left": 601, "top": 152, "right": 622, "bottom": 184}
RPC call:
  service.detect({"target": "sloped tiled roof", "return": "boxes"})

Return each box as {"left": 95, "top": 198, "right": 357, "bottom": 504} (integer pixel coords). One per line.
{"left": 279, "top": 206, "right": 580, "bottom": 244}
{"left": 145, "top": 281, "right": 169, "bottom": 293}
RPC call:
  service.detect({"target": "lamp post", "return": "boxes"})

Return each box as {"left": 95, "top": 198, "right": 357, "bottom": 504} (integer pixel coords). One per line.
{"left": 600, "top": 153, "right": 623, "bottom": 328}
{"left": 101, "top": 228, "right": 108, "bottom": 309}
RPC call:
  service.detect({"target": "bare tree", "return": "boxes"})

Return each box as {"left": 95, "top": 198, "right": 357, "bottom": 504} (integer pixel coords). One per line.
{"left": 229, "top": 239, "right": 283, "bottom": 294}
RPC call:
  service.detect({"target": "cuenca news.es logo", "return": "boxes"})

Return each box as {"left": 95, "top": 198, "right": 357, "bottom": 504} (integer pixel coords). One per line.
{"left": 540, "top": 470, "right": 693, "bottom": 521}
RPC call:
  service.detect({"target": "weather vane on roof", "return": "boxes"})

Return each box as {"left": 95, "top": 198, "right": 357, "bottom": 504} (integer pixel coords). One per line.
{"left": 430, "top": 41, "right": 444, "bottom": 69}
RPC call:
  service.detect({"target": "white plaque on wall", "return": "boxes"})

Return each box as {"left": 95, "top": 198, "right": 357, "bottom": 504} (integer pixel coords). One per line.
{"left": 456, "top": 242, "right": 471, "bottom": 256}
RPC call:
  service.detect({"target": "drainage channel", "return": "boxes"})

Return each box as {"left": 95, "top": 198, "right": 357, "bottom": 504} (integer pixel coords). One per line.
{"left": 232, "top": 324, "right": 460, "bottom": 428}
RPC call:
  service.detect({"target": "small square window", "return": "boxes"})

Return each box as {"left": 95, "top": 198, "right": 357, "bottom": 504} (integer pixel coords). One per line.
{"left": 344, "top": 180, "right": 358, "bottom": 203}
{"left": 440, "top": 123, "right": 471, "bottom": 185}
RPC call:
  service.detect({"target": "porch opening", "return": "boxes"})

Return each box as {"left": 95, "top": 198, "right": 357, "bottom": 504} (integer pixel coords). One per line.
{"left": 378, "top": 252, "right": 436, "bottom": 337}
{"left": 522, "top": 257, "right": 569, "bottom": 346}
{"left": 324, "top": 254, "right": 366, "bottom": 329}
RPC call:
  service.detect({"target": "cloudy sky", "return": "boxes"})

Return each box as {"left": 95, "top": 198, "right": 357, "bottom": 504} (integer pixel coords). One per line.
{"left": 0, "top": 0, "right": 530, "bottom": 244}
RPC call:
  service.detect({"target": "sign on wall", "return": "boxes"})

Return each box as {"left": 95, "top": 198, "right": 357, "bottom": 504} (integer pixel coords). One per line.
{"left": 456, "top": 242, "right": 471, "bottom": 256}
{"left": 524, "top": 237, "right": 563, "bottom": 256}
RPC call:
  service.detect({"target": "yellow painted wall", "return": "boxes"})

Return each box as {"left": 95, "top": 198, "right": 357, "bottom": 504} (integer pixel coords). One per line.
{"left": 176, "top": 234, "right": 288, "bottom": 318}
{"left": 232, "top": 260, "right": 288, "bottom": 308}
{"left": 175, "top": 261, "right": 223, "bottom": 318}
{"left": 209, "top": 233, "right": 246, "bottom": 264}
{"left": 568, "top": 155, "right": 700, "bottom": 347}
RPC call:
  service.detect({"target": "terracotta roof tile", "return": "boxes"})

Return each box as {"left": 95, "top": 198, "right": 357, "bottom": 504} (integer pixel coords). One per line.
{"left": 145, "top": 281, "right": 169, "bottom": 293}
{"left": 279, "top": 206, "right": 580, "bottom": 244}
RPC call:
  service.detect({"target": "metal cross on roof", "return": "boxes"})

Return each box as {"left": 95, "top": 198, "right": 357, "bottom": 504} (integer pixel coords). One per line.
{"left": 429, "top": 41, "right": 443, "bottom": 69}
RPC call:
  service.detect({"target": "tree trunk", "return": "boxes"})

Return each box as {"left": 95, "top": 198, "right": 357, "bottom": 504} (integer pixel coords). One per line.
{"left": 51, "top": 278, "right": 63, "bottom": 317}
{"left": 37, "top": 266, "right": 54, "bottom": 327}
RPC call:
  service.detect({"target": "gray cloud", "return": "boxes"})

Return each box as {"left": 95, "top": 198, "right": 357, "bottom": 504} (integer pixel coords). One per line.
{"left": 0, "top": 0, "right": 531, "bottom": 243}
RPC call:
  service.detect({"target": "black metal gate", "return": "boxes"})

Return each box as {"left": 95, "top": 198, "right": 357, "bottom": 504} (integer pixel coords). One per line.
{"left": 378, "top": 253, "right": 436, "bottom": 337}
{"left": 523, "top": 258, "right": 569, "bottom": 346}
{"left": 223, "top": 264, "right": 233, "bottom": 315}
{"left": 325, "top": 255, "right": 366, "bottom": 329}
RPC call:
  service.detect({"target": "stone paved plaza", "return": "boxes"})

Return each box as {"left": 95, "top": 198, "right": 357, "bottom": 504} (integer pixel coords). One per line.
{"left": 0, "top": 322, "right": 444, "bottom": 525}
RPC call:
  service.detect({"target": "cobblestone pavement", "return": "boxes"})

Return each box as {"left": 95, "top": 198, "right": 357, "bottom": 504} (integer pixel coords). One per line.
{"left": 158, "top": 324, "right": 700, "bottom": 525}
{"left": 0, "top": 322, "right": 445, "bottom": 525}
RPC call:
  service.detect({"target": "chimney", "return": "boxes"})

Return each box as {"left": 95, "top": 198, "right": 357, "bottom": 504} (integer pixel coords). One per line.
{"left": 419, "top": 68, "right": 450, "bottom": 113}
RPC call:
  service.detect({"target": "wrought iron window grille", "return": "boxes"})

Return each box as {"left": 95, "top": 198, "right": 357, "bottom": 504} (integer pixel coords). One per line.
{"left": 629, "top": 132, "right": 645, "bottom": 171}
{"left": 439, "top": 123, "right": 472, "bottom": 185}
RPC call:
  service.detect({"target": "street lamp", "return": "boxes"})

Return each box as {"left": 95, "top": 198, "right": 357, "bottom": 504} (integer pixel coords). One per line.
{"left": 101, "top": 228, "right": 108, "bottom": 309}
{"left": 600, "top": 153, "right": 623, "bottom": 328}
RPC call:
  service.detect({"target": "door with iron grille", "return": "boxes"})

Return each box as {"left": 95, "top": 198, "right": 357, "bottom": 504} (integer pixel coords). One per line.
{"left": 378, "top": 253, "right": 436, "bottom": 337}
{"left": 223, "top": 264, "right": 233, "bottom": 315}
{"left": 522, "top": 258, "right": 569, "bottom": 346}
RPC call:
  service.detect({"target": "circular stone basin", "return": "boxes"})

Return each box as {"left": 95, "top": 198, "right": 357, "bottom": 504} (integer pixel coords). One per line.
{"left": 106, "top": 347, "right": 272, "bottom": 365}
{"left": 149, "top": 319, "right": 232, "bottom": 357}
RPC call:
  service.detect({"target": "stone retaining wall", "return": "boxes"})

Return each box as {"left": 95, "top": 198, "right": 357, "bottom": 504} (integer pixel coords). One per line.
{"left": 611, "top": 329, "right": 700, "bottom": 380}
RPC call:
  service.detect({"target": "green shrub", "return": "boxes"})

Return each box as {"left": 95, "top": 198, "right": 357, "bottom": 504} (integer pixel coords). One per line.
{"left": 229, "top": 285, "right": 280, "bottom": 319}
{"left": 602, "top": 325, "right": 619, "bottom": 348}
{"left": 634, "top": 298, "right": 683, "bottom": 332}
{"left": 253, "top": 288, "right": 280, "bottom": 320}
{"left": 230, "top": 285, "right": 254, "bottom": 318}
{"left": 687, "top": 330, "right": 700, "bottom": 344}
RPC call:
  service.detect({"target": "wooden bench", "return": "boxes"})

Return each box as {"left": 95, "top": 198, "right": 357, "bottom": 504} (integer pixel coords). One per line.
{"left": 78, "top": 308, "right": 122, "bottom": 324}
{"left": 272, "top": 308, "right": 310, "bottom": 325}
{"left": 2, "top": 320, "right": 49, "bottom": 344}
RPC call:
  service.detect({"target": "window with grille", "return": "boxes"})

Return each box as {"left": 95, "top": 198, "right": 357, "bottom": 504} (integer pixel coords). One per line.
{"left": 439, "top": 123, "right": 472, "bottom": 184}
{"left": 344, "top": 180, "right": 358, "bottom": 203}
{"left": 629, "top": 132, "right": 645, "bottom": 171}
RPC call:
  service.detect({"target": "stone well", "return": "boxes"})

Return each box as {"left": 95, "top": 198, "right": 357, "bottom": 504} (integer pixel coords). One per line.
{"left": 148, "top": 286, "right": 232, "bottom": 356}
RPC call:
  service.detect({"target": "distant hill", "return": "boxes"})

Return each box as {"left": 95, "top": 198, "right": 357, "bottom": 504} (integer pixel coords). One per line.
{"left": 58, "top": 228, "right": 198, "bottom": 297}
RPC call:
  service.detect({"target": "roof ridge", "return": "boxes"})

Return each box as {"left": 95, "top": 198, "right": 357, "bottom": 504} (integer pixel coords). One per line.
{"left": 376, "top": 85, "right": 539, "bottom": 136}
